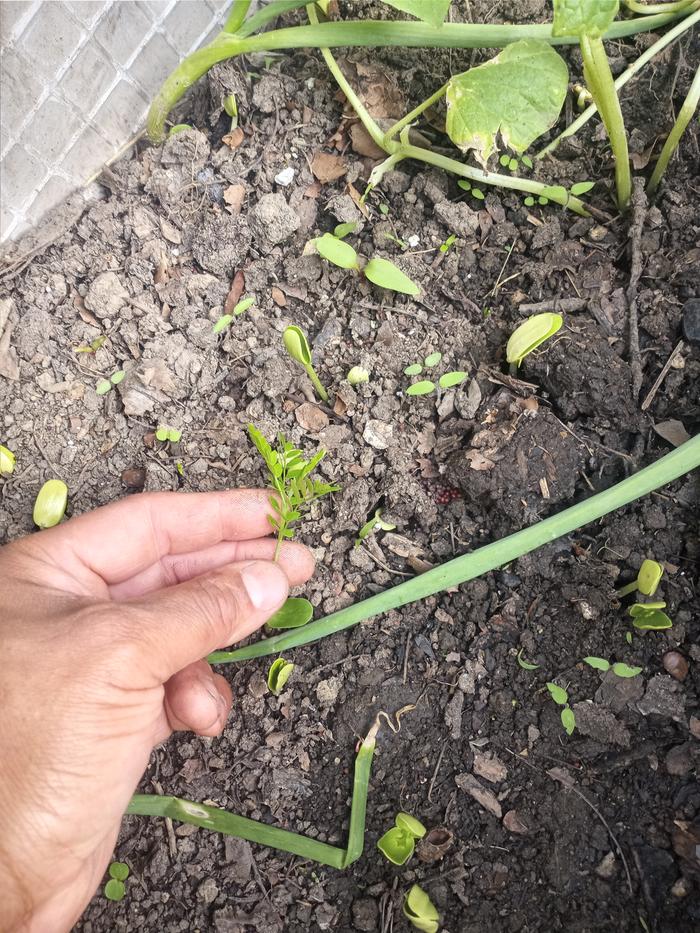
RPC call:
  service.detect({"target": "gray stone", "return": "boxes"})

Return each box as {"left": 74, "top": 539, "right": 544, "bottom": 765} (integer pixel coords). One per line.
{"left": 682, "top": 298, "right": 700, "bottom": 344}
{"left": 595, "top": 668, "right": 645, "bottom": 713}
{"left": 665, "top": 743, "right": 692, "bottom": 776}
{"left": 249, "top": 192, "right": 300, "bottom": 246}
{"left": 434, "top": 200, "right": 480, "bottom": 238}
{"left": 84, "top": 271, "right": 129, "bottom": 319}
{"left": 637, "top": 674, "right": 685, "bottom": 722}
{"left": 352, "top": 897, "right": 379, "bottom": 931}
{"left": 571, "top": 701, "right": 631, "bottom": 748}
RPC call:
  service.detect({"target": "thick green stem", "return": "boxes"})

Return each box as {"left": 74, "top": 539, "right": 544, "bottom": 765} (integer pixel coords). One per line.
{"left": 382, "top": 83, "right": 448, "bottom": 147}
{"left": 146, "top": 9, "right": 694, "bottom": 141}
{"left": 209, "top": 436, "right": 700, "bottom": 663}
{"left": 224, "top": 0, "right": 252, "bottom": 33}
{"left": 343, "top": 737, "right": 375, "bottom": 867}
{"left": 647, "top": 64, "right": 700, "bottom": 193}
{"left": 306, "top": 363, "right": 329, "bottom": 402}
{"left": 536, "top": 8, "right": 700, "bottom": 159}
{"left": 581, "top": 35, "right": 632, "bottom": 211}
{"left": 624, "top": 0, "right": 695, "bottom": 13}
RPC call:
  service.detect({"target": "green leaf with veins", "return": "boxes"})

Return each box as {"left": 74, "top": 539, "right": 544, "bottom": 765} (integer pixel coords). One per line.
{"left": 315, "top": 233, "right": 359, "bottom": 269}
{"left": 561, "top": 706, "right": 576, "bottom": 735}
{"left": 552, "top": 0, "right": 619, "bottom": 39}
{"left": 363, "top": 257, "right": 420, "bottom": 295}
{"left": 445, "top": 40, "right": 569, "bottom": 165}
{"left": 382, "top": 0, "right": 452, "bottom": 28}
{"left": 546, "top": 682, "right": 569, "bottom": 705}
{"left": 583, "top": 656, "right": 610, "bottom": 671}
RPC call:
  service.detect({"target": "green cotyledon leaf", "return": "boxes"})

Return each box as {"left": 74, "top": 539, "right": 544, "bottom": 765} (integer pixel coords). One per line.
{"left": 445, "top": 39, "right": 568, "bottom": 165}
{"left": 382, "top": 0, "right": 452, "bottom": 29}
{"left": 552, "top": 0, "right": 620, "bottom": 39}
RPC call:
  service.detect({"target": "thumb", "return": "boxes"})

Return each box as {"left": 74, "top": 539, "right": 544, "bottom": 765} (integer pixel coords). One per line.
{"left": 123, "top": 560, "right": 289, "bottom": 682}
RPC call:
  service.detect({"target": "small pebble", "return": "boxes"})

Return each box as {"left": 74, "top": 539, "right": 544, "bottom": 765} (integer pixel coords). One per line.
{"left": 662, "top": 651, "right": 689, "bottom": 682}
{"left": 274, "top": 166, "right": 295, "bottom": 186}
{"left": 121, "top": 467, "right": 146, "bottom": 489}
{"left": 682, "top": 297, "right": 700, "bottom": 344}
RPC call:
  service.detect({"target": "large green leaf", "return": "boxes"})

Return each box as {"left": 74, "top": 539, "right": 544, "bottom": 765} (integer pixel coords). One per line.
{"left": 445, "top": 40, "right": 568, "bottom": 165}
{"left": 552, "top": 0, "right": 619, "bottom": 39}
{"left": 382, "top": 0, "right": 452, "bottom": 28}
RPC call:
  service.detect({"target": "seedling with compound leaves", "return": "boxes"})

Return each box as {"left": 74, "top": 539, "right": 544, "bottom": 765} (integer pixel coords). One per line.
{"left": 404, "top": 351, "right": 468, "bottom": 397}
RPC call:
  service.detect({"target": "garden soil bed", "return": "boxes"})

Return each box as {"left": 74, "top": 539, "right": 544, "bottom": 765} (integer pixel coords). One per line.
{"left": 1, "top": 2, "right": 699, "bottom": 931}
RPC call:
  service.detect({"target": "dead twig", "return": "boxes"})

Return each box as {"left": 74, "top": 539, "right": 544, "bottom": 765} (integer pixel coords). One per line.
{"left": 626, "top": 179, "right": 647, "bottom": 399}
{"left": 151, "top": 779, "right": 177, "bottom": 859}
{"left": 427, "top": 741, "right": 447, "bottom": 803}
{"left": 640, "top": 339, "right": 685, "bottom": 411}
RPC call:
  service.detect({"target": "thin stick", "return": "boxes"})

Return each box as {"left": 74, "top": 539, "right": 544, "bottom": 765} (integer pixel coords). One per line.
{"left": 626, "top": 180, "right": 647, "bottom": 398}
{"left": 641, "top": 339, "right": 685, "bottom": 410}
{"left": 427, "top": 743, "right": 447, "bottom": 803}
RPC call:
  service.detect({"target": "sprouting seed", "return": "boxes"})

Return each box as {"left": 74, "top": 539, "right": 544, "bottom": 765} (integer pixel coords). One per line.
{"left": 355, "top": 508, "right": 396, "bottom": 548}
{"left": 509, "top": 158, "right": 518, "bottom": 171}
{"left": 378, "top": 812, "right": 426, "bottom": 866}
{"left": 156, "top": 425, "right": 182, "bottom": 443}
{"left": 499, "top": 153, "right": 510, "bottom": 167}
{"left": 516, "top": 648, "right": 539, "bottom": 670}
{"left": 440, "top": 233, "right": 456, "bottom": 253}
{"left": 524, "top": 196, "right": 535, "bottom": 207}
{"left": 169, "top": 123, "right": 191, "bottom": 135}
{"left": 33, "top": 479, "right": 68, "bottom": 529}
{"left": 471, "top": 188, "right": 485, "bottom": 200}
{"left": 506, "top": 312, "right": 563, "bottom": 366}
{"left": 538, "top": 195, "right": 549, "bottom": 205}
{"left": 457, "top": 179, "right": 472, "bottom": 191}
{"left": 347, "top": 366, "right": 369, "bottom": 386}
{"left": 223, "top": 93, "right": 238, "bottom": 129}
{"left": 268, "top": 657, "right": 294, "bottom": 694}
{"left": 283, "top": 325, "right": 328, "bottom": 402}
{"left": 0, "top": 444, "right": 16, "bottom": 475}
{"left": 403, "top": 884, "right": 439, "bottom": 933}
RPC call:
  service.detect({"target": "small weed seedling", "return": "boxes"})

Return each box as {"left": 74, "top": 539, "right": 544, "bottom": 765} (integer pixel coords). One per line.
{"left": 169, "top": 123, "right": 192, "bottom": 135}
{"left": 404, "top": 884, "right": 440, "bottom": 933}
{"left": 457, "top": 179, "right": 485, "bottom": 200}
{"left": 506, "top": 312, "right": 563, "bottom": 367}
{"left": 248, "top": 424, "right": 338, "bottom": 561}
{"left": 439, "top": 233, "right": 457, "bottom": 253}
{"left": 104, "top": 862, "right": 129, "bottom": 902}
{"left": 347, "top": 366, "right": 370, "bottom": 386}
{"left": 356, "top": 508, "right": 396, "bottom": 549}
{"left": 156, "top": 425, "right": 182, "bottom": 443}
{"left": 75, "top": 334, "right": 107, "bottom": 354}
{"left": 629, "top": 601, "right": 673, "bottom": 631}
{"left": 616, "top": 558, "right": 663, "bottom": 597}
{"left": 213, "top": 296, "right": 255, "bottom": 334}
{"left": 308, "top": 228, "right": 419, "bottom": 296}
{"left": 583, "top": 657, "right": 642, "bottom": 677}
{"left": 378, "top": 812, "right": 426, "bottom": 865}
{"left": 516, "top": 648, "right": 539, "bottom": 670}
{"left": 0, "top": 444, "right": 16, "bottom": 475}
{"left": 266, "top": 597, "right": 313, "bottom": 630}
{"left": 223, "top": 92, "right": 238, "bottom": 130}
{"left": 267, "top": 657, "right": 294, "bottom": 694}
{"left": 283, "top": 325, "right": 329, "bottom": 402}
{"left": 33, "top": 479, "right": 68, "bottom": 529}
{"left": 546, "top": 682, "right": 576, "bottom": 736}
{"left": 404, "top": 351, "right": 468, "bottom": 396}
{"left": 96, "top": 370, "right": 125, "bottom": 396}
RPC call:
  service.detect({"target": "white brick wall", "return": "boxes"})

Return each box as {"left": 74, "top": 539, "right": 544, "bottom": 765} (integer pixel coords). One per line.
{"left": 0, "top": 0, "right": 231, "bottom": 242}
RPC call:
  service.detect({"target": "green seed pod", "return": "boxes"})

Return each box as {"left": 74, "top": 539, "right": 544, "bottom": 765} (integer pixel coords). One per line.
{"left": 33, "top": 479, "right": 68, "bottom": 528}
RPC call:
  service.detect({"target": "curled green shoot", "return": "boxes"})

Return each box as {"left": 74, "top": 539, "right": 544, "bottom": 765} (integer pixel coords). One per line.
{"left": 283, "top": 325, "right": 329, "bottom": 401}
{"left": 647, "top": 63, "right": 700, "bottom": 194}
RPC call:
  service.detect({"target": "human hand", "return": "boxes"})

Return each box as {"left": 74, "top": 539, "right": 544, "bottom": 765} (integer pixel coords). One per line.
{"left": 0, "top": 489, "right": 314, "bottom": 932}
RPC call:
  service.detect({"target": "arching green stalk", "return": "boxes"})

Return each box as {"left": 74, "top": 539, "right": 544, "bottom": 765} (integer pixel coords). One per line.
{"left": 209, "top": 436, "right": 700, "bottom": 663}
{"left": 647, "top": 64, "right": 700, "bottom": 193}
{"left": 147, "top": 7, "right": 694, "bottom": 142}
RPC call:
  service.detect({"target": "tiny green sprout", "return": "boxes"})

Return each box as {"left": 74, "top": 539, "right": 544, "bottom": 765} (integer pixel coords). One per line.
{"left": 109, "top": 862, "right": 129, "bottom": 882}
{"left": 283, "top": 325, "right": 329, "bottom": 402}
{"left": 268, "top": 657, "right": 294, "bottom": 694}
{"left": 616, "top": 558, "right": 664, "bottom": 598}
{"left": 363, "top": 257, "right": 419, "bottom": 296}
{"left": 509, "top": 158, "right": 518, "bottom": 171}
{"left": 384, "top": 232, "right": 408, "bottom": 249}
{"left": 379, "top": 203, "right": 390, "bottom": 216}
{"left": 223, "top": 92, "right": 238, "bottom": 129}
{"left": 516, "top": 648, "right": 539, "bottom": 670}
{"left": 584, "top": 657, "right": 610, "bottom": 672}
{"left": 524, "top": 196, "right": 535, "bottom": 207}
{"left": 499, "top": 153, "right": 510, "bottom": 167}
{"left": 0, "top": 444, "right": 16, "bottom": 475}
{"left": 438, "top": 371, "right": 468, "bottom": 389}
{"left": 213, "top": 314, "right": 233, "bottom": 334}
{"left": 76, "top": 334, "right": 107, "bottom": 354}
{"left": 561, "top": 707, "right": 576, "bottom": 736}
{"left": 457, "top": 179, "right": 471, "bottom": 192}
{"left": 629, "top": 602, "right": 673, "bottom": 631}
{"left": 315, "top": 232, "right": 359, "bottom": 270}
{"left": 213, "top": 297, "right": 254, "bottom": 334}
{"left": 538, "top": 195, "right": 549, "bottom": 205}
{"left": 104, "top": 879, "right": 126, "bottom": 902}
{"left": 355, "top": 508, "right": 396, "bottom": 549}
{"left": 521, "top": 155, "right": 534, "bottom": 169}
{"left": 403, "top": 884, "right": 439, "bottom": 933}
{"left": 570, "top": 181, "right": 595, "bottom": 196}
{"left": 266, "top": 597, "right": 314, "bottom": 630}
{"left": 424, "top": 352, "right": 442, "bottom": 368}
{"left": 440, "top": 233, "right": 457, "bottom": 253}
{"left": 406, "top": 381, "right": 436, "bottom": 397}
{"left": 471, "top": 188, "right": 485, "bottom": 200}
{"left": 347, "top": 366, "right": 369, "bottom": 386}
{"left": 33, "top": 479, "right": 68, "bottom": 529}
{"left": 625, "top": 632, "right": 633, "bottom": 645}
{"left": 546, "top": 682, "right": 568, "bottom": 706}
{"left": 377, "top": 812, "right": 426, "bottom": 865}
{"left": 506, "top": 312, "right": 563, "bottom": 367}
{"left": 612, "top": 662, "right": 642, "bottom": 678}
{"left": 248, "top": 424, "right": 339, "bottom": 559}
{"left": 334, "top": 221, "right": 357, "bottom": 239}
{"left": 96, "top": 370, "right": 125, "bottom": 395}
{"left": 404, "top": 363, "right": 423, "bottom": 376}
{"left": 169, "top": 123, "right": 191, "bottom": 135}
{"left": 176, "top": 460, "right": 184, "bottom": 477}
{"left": 156, "top": 425, "right": 182, "bottom": 443}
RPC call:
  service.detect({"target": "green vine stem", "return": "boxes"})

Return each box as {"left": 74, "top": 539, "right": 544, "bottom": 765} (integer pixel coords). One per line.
{"left": 209, "top": 435, "right": 700, "bottom": 664}
{"left": 127, "top": 711, "right": 381, "bottom": 868}
{"left": 146, "top": 7, "right": 695, "bottom": 141}
{"left": 580, "top": 35, "right": 632, "bottom": 210}
{"left": 536, "top": 7, "right": 700, "bottom": 159}
{"left": 381, "top": 83, "right": 448, "bottom": 147}
{"left": 624, "top": 0, "right": 695, "bottom": 14}
{"left": 647, "top": 63, "right": 700, "bottom": 193}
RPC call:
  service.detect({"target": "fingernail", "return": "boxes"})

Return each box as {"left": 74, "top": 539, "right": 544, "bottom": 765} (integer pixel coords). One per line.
{"left": 240, "top": 561, "right": 288, "bottom": 612}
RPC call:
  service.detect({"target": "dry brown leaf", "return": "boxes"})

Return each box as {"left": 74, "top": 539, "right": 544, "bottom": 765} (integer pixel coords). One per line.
{"left": 349, "top": 123, "right": 385, "bottom": 159}
{"left": 345, "top": 59, "right": 405, "bottom": 119}
{"left": 311, "top": 150, "right": 347, "bottom": 184}
{"left": 295, "top": 402, "right": 329, "bottom": 434}
{"left": 224, "top": 270, "right": 245, "bottom": 314}
{"left": 159, "top": 218, "right": 181, "bottom": 244}
{"left": 222, "top": 127, "right": 245, "bottom": 149}
{"left": 75, "top": 297, "right": 100, "bottom": 327}
{"left": 630, "top": 142, "right": 657, "bottom": 170}
{"left": 271, "top": 286, "right": 287, "bottom": 307}
{"left": 654, "top": 419, "right": 690, "bottom": 448}
{"left": 466, "top": 450, "right": 496, "bottom": 471}
{"left": 304, "top": 181, "right": 322, "bottom": 199}
{"left": 223, "top": 183, "right": 246, "bottom": 215}
{"left": 347, "top": 181, "right": 370, "bottom": 218}
{"left": 154, "top": 253, "right": 169, "bottom": 286}
{"left": 333, "top": 395, "right": 347, "bottom": 417}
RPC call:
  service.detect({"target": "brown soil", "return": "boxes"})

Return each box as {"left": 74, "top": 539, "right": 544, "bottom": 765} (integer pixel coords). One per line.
{"left": 1, "top": 2, "right": 699, "bottom": 932}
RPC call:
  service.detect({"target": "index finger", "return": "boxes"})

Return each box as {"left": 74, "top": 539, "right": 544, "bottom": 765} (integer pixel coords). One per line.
{"left": 54, "top": 489, "right": 276, "bottom": 584}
